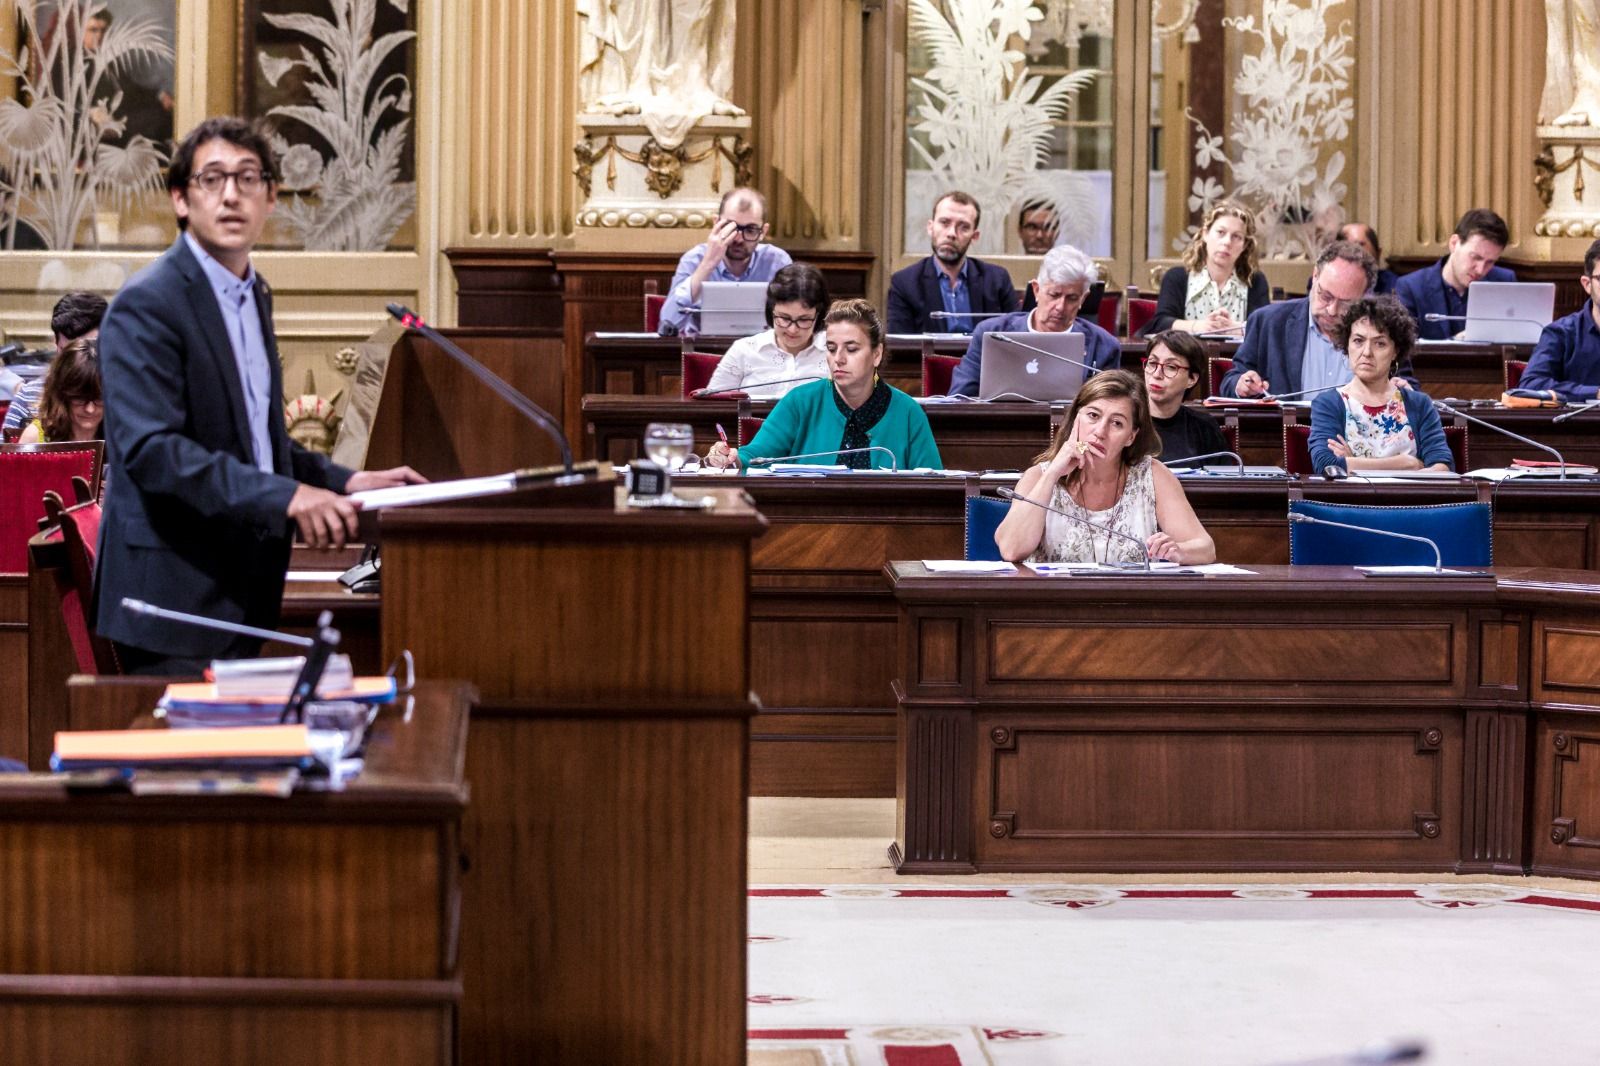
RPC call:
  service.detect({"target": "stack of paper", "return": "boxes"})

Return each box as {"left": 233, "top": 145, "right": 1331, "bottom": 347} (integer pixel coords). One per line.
{"left": 212, "top": 654, "right": 354, "bottom": 698}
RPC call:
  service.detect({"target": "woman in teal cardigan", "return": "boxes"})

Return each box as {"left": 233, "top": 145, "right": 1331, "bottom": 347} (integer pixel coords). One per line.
{"left": 704, "top": 299, "right": 942, "bottom": 471}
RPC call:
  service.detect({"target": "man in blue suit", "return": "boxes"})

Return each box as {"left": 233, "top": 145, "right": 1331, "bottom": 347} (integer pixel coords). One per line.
{"left": 887, "top": 191, "right": 1019, "bottom": 334}
{"left": 94, "top": 117, "right": 422, "bottom": 673}
{"left": 1221, "top": 241, "right": 1416, "bottom": 398}
{"left": 950, "top": 244, "right": 1120, "bottom": 397}
{"left": 1394, "top": 208, "right": 1517, "bottom": 340}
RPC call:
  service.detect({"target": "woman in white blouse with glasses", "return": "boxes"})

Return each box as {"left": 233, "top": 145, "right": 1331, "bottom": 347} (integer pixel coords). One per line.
{"left": 703, "top": 263, "right": 832, "bottom": 398}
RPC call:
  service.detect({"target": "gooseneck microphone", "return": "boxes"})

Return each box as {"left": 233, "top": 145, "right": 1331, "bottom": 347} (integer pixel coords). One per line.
{"left": 991, "top": 332, "right": 1102, "bottom": 377}
{"left": 1433, "top": 400, "right": 1568, "bottom": 478}
{"left": 1287, "top": 511, "right": 1442, "bottom": 570}
{"left": 996, "top": 485, "right": 1152, "bottom": 570}
{"left": 1551, "top": 397, "right": 1600, "bottom": 423}
{"left": 748, "top": 446, "right": 899, "bottom": 472}
{"left": 122, "top": 597, "right": 315, "bottom": 648}
{"left": 1424, "top": 312, "right": 1550, "bottom": 332}
{"left": 691, "top": 373, "right": 826, "bottom": 399}
{"left": 1164, "top": 450, "right": 1245, "bottom": 474}
{"left": 387, "top": 304, "right": 574, "bottom": 472}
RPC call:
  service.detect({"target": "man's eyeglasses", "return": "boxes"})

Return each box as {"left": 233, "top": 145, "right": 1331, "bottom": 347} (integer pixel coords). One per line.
{"left": 773, "top": 312, "right": 816, "bottom": 330}
{"left": 1142, "top": 358, "right": 1191, "bottom": 379}
{"left": 1311, "top": 281, "right": 1356, "bottom": 314}
{"left": 190, "top": 168, "right": 269, "bottom": 196}
{"left": 722, "top": 221, "right": 764, "bottom": 240}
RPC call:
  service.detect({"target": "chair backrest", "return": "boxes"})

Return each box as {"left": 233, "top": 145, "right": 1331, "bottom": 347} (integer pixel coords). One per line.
{"left": 1095, "top": 291, "right": 1121, "bottom": 335}
{"left": 1505, "top": 359, "right": 1527, "bottom": 390}
{"left": 923, "top": 352, "right": 961, "bottom": 398}
{"left": 0, "top": 441, "right": 102, "bottom": 572}
{"left": 737, "top": 416, "right": 765, "bottom": 446}
{"left": 1443, "top": 424, "right": 1469, "bottom": 471}
{"left": 681, "top": 351, "right": 722, "bottom": 397}
{"left": 964, "top": 495, "right": 1009, "bottom": 561}
{"left": 1288, "top": 498, "right": 1492, "bottom": 567}
{"left": 1220, "top": 421, "right": 1240, "bottom": 453}
{"left": 1286, "top": 415, "right": 1468, "bottom": 475}
{"left": 1208, "top": 356, "right": 1233, "bottom": 398}
{"left": 644, "top": 293, "right": 667, "bottom": 332}
{"left": 1127, "top": 298, "right": 1158, "bottom": 338}
{"left": 40, "top": 491, "right": 120, "bottom": 675}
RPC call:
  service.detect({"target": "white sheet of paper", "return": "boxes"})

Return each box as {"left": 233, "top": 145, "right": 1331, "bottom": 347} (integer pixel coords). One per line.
{"left": 921, "top": 560, "right": 1017, "bottom": 573}
{"left": 1356, "top": 565, "right": 1483, "bottom": 576}
{"left": 348, "top": 472, "right": 518, "bottom": 510}
{"left": 284, "top": 571, "right": 346, "bottom": 582}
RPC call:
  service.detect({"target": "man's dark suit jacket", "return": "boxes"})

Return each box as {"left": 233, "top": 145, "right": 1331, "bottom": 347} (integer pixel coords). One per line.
{"left": 1218, "top": 298, "right": 1416, "bottom": 398}
{"left": 93, "top": 238, "right": 353, "bottom": 658}
{"left": 1394, "top": 258, "right": 1517, "bottom": 341}
{"left": 886, "top": 256, "right": 1020, "bottom": 334}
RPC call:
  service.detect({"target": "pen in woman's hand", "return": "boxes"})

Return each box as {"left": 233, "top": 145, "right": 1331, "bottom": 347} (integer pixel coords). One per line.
{"left": 715, "top": 422, "right": 729, "bottom": 447}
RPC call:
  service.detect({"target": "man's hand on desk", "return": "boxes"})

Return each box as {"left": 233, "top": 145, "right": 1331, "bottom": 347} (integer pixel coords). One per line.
{"left": 345, "top": 466, "right": 428, "bottom": 493}
{"left": 289, "top": 485, "right": 361, "bottom": 549}
{"left": 1235, "top": 370, "right": 1269, "bottom": 397}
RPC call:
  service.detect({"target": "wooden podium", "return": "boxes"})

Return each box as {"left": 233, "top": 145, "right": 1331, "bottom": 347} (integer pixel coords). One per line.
{"left": 377, "top": 480, "right": 765, "bottom": 1065}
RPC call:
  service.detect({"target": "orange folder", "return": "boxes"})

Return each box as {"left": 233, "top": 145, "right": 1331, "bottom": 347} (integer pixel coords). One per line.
{"left": 54, "top": 724, "right": 314, "bottom": 765}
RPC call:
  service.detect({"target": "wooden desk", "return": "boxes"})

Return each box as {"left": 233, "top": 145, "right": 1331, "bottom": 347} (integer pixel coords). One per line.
{"left": 887, "top": 563, "right": 1600, "bottom": 880}
{"left": 654, "top": 472, "right": 1600, "bottom": 798}
{"left": 0, "top": 678, "right": 473, "bottom": 1065}
{"left": 378, "top": 483, "right": 764, "bottom": 1066}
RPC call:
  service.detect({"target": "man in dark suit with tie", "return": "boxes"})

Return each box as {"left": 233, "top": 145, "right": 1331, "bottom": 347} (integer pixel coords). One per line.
{"left": 886, "top": 191, "right": 1019, "bottom": 334}
{"left": 1220, "top": 241, "right": 1415, "bottom": 399}
{"left": 94, "top": 117, "right": 421, "bottom": 673}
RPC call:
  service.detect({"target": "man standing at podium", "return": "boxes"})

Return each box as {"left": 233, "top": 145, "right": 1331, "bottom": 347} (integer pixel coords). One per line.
{"left": 94, "top": 117, "right": 421, "bottom": 674}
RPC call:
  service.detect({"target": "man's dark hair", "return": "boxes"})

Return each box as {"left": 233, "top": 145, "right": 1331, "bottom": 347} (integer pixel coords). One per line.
{"left": 1146, "top": 330, "right": 1207, "bottom": 380}
{"left": 933, "top": 190, "right": 982, "bottom": 228}
{"left": 88, "top": 10, "right": 111, "bottom": 25}
{"left": 51, "top": 291, "right": 108, "bottom": 342}
{"left": 1453, "top": 208, "right": 1510, "bottom": 249}
{"left": 167, "top": 117, "right": 278, "bottom": 229}
{"left": 764, "top": 262, "right": 831, "bottom": 332}
{"left": 1331, "top": 295, "right": 1418, "bottom": 364}
{"left": 1584, "top": 237, "right": 1600, "bottom": 278}
{"left": 1314, "top": 239, "right": 1377, "bottom": 291}
{"left": 1338, "top": 222, "right": 1382, "bottom": 261}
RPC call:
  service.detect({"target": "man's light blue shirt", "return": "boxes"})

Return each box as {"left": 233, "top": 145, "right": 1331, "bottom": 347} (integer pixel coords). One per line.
{"left": 937, "top": 259, "right": 976, "bottom": 334}
{"left": 1301, "top": 312, "right": 1352, "bottom": 393}
{"left": 659, "top": 241, "right": 793, "bottom": 335}
{"left": 184, "top": 231, "right": 274, "bottom": 473}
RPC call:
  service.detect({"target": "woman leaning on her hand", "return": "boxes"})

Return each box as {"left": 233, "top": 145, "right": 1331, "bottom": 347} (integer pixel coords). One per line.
{"left": 993, "top": 369, "right": 1215, "bottom": 565}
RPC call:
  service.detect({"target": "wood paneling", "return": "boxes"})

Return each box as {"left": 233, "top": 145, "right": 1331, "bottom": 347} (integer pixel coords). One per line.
{"left": 1534, "top": 714, "right": 1600, "bottom": 877}
{"left": 0, "top": 575, "right": 26, "bottom": 763}
{"left": 1460, "top": 710, "right": 1527, "bottom": 873}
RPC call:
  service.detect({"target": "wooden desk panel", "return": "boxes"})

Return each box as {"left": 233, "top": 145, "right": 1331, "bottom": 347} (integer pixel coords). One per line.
{"left": 0, "top": 679, "right": 472, "bottom": 1065}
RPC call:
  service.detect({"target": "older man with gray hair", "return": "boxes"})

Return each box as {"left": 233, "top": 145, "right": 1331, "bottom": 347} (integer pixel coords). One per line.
{"left": 950, "top": 244, "right": 1120, "bottom": 397}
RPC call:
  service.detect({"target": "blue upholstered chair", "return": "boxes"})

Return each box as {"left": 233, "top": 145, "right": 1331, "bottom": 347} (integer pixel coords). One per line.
{"left": 964, "top": 494, "right": 1009, "bottom": 561}
{"left": 1288, "top": 499, "right": 1492, "bottom": 567}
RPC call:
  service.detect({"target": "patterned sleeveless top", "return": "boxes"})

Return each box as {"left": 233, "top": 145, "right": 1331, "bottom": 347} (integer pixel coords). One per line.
{"left": 1339, "top": 387, "right": 1415, "bottom": 460}
{"left": 1028, "top": 457, "right": 1158, "bottom": 565}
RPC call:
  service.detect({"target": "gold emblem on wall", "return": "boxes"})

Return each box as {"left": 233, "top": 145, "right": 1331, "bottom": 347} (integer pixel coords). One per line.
{"left": 283, "top": 368, "right": 343, "bottom": 456}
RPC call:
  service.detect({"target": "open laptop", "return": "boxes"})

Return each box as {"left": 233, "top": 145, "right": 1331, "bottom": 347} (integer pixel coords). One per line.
{"left": 1460, "top": 281, "right": 1556, "bottom": 344}
{"left": 978, "top": 330, "right": 1089, "bottom": 402}
{"left": 699, "top": 281, "right": 769, "bottom": 335}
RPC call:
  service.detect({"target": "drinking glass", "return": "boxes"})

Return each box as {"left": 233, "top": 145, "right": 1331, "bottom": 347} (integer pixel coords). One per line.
{"left": 643, "top": 422, "right": 694, "bottom": 470}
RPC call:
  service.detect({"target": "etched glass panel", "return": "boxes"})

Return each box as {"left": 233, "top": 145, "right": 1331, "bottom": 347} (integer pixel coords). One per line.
{"left": 0, "top": 1, "right": 177, "bottom": 249}
{"left": 903, "top": 0, "right": 1114, "bottom": 258}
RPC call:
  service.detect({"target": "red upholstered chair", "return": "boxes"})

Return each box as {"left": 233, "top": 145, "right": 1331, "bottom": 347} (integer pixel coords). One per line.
{"left": 1505, "top": 359, "right": 1527, "bottom": 390}
{"left": 1443, "top": 425, "right": 1469, "bottom": 471}
{"left": 1095, "top": 291, "right": 1121, "bottom": 335}
{"left": 644, "top": 294, "right": 667, "bottom": 332}
{"left": 40, "top": 488, "right": 120, "bottom": 674}
{"left": 1126, "top": 298, "right": 1157, "bottom": 338}
{"left": 681, "top": 351, "right": 723, "bottom": 397}
{"left": 1208, "top": 357, "right": 1233, "bottom": 398}
{"left": 1220, "top": 421, "right": 1240, "bottom": 454}
{"left": 923, "top": 353, "right": 961, "bottom": 397}
{"left": 737, "top": 417, "right": 765, "bottom": 446}
{"left": 1285, "top": 414, "right": 1469, "bottom": 475}
{"left": 0, "top": 441, "right": 102, "bottom": 572}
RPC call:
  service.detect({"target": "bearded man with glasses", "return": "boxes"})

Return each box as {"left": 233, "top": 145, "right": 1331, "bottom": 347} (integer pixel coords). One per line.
{"left": 659, "top": 186, "right": 792, "bottom": 336}
{"left": 1521, "top": 237, "right": 1600, "bottom": 402}
{"left": 93, "top": 117, "right": 422, "bottom": 674}
{"left": 1219, "top": 240, "right": 1417, "bottom": 399}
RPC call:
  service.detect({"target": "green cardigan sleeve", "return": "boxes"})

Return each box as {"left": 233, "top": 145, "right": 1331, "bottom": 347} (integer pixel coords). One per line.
{"left": 900, "top": 396, "right": 943, "bottom": 469}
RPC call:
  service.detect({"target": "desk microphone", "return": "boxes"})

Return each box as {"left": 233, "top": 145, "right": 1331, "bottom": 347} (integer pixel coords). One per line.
{"left": 928, "top": 311, "right": 998, "bottom": 319}
{"left": 748, "top": 446, "right": 899, "bottom": 471}
{"left": 1165, "top": 450, "right": 1245, "bottom": 474}
{"left": 121, "top": 597, "right": 314, "bottom": 648}
{"left": 690, "top": 374, "right": 826, "bottom": 399}
{"left": 996, "top": 485, "right": 1152, "bottom": 569}
{"left": 387, "top": 304, "right": 574, "bottom": 472}
{"left": 1287, "top": 512, "right": 1442, "bottom": 570}
{"left": 991, "top": 332, "right": 1103, "bottom": 378}
{"left": 1433, "top": 400, "right": 1568, "bottom": 478}
{"left": 1551, "top": 397, "right": 1600, "bottom": 423}
{"left": 1424, "top": 311, "right": 1550, "bottom": 333}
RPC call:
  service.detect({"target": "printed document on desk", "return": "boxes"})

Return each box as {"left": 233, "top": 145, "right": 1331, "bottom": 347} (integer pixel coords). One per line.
{"left": 349, "top": 472, "right": 519, "bottom": 510}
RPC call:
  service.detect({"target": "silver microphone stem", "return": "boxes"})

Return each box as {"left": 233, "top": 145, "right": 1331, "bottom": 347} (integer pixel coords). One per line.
{"left": 1262, "top": 382, "right": 1347, "bottom": 402}
{"left": 991, "top": 331, "right": 1101, "bottom": 377}
{"left": 1434, "top": 400, "right": 1566, "bottom": 479}
{"left": 1552, "top": 397, "right": 1600, "bottom": 423}
{"left": 691, "top": 373, "right": 826, "bottom": 398}
{"left": 120, "top": 597, "right": 316, "bottom": 648}
{"left": 997, "top": 485, "right": 1151, "bottom": 570}
{"left": 748, "top": 446, "right": 899, "bottom": 472}
{"left": 1286, "top": 512, "right": 1442, "bottom": 571}
{"left": 1424, "top": 312, "right": 1551, "bottom": 329}
{"left": 1164, "top": 450, "right": 1245, "bottom": 474}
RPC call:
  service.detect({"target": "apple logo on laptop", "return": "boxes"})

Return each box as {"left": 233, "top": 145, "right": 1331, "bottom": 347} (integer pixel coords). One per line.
{"left": 1025, "top": 359, "right": 1039, "bottom": 375}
